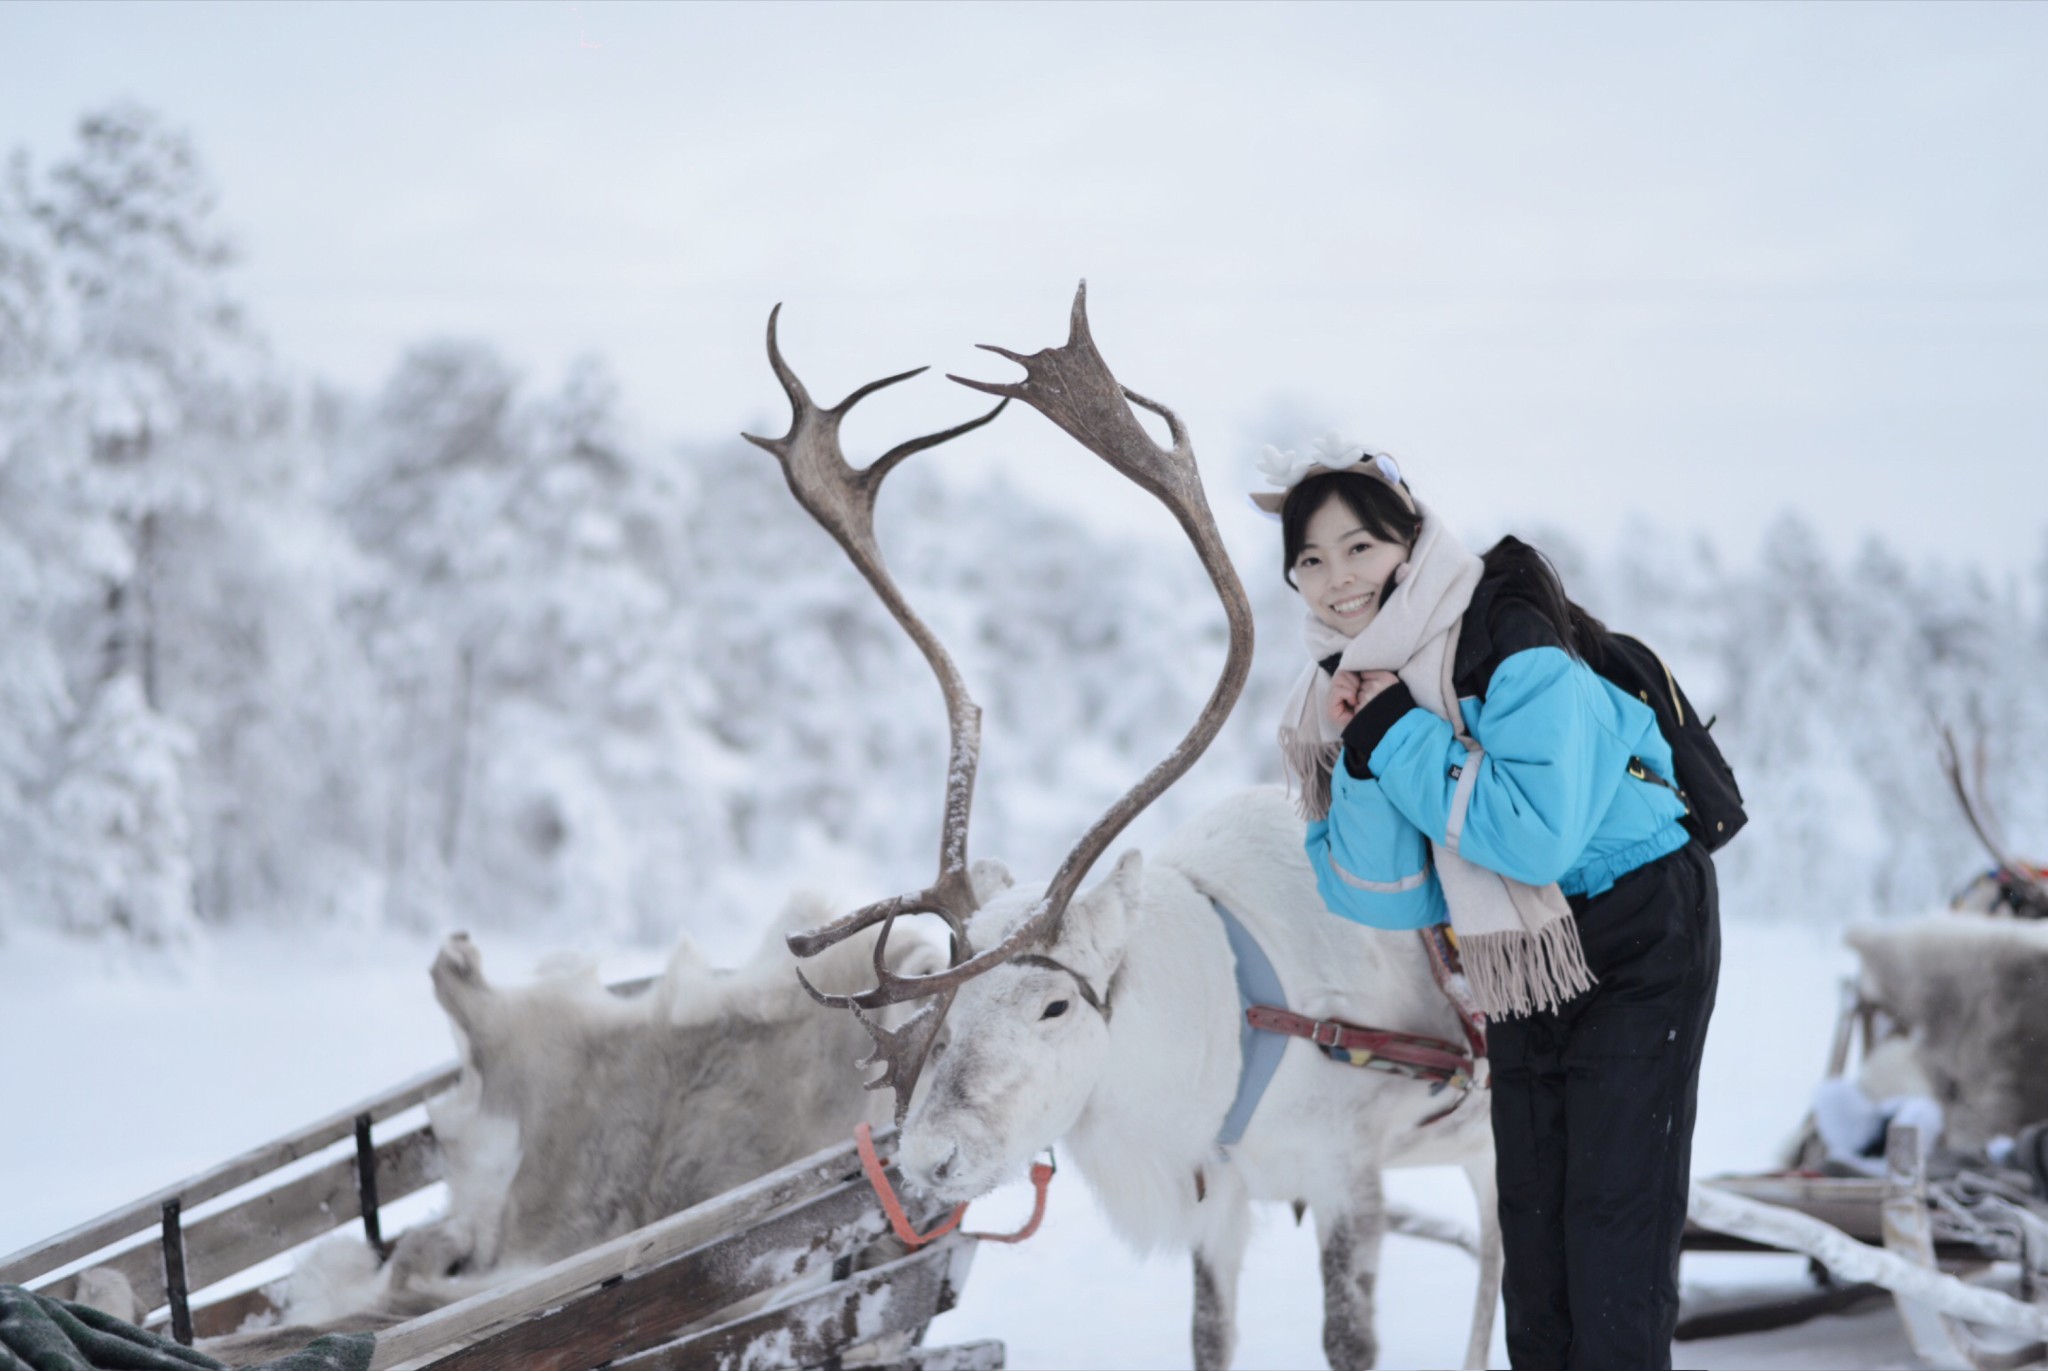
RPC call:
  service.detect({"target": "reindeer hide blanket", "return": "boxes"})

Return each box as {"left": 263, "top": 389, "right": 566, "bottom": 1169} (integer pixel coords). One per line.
{"left": 0, "top": 1283, "right": 372, "bottom": 1371}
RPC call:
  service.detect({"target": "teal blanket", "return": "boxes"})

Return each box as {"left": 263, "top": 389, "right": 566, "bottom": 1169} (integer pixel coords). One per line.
{"left": 0, "top": 1286, "right": 372, "bottom": 1371}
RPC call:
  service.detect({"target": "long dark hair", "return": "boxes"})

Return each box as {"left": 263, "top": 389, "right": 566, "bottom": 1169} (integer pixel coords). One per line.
{"left": 1280, "top": 473, "right": 1607, "bottom": 661}
{"left": 1479, "top": 534, "right": 1611, "bottom": 664}
{"left": 1279, "top": 471, "right": 1422, "bottom": 589}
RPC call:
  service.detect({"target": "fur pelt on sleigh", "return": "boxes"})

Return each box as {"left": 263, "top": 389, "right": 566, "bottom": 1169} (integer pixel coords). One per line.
{"left": 1849, "top": 912, "right": 2048, "bottom": 1150}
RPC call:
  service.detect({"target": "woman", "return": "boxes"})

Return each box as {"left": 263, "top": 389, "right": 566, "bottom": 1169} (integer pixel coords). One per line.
{"left": 1254, "top": 437, "right": 1720, "bottom": 1371}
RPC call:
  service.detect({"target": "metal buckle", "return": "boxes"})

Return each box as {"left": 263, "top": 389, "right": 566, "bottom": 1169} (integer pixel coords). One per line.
{"left": 1313, "top": 1020, "right": 1343, "bottom": 1048}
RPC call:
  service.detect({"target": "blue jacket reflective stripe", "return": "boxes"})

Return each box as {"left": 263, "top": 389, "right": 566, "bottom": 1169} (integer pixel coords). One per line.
{"left": 1304, "top": 644, "right": 1690, "bottom": 931}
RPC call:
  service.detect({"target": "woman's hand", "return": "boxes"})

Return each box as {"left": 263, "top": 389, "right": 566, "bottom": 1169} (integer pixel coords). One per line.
{"left": 1328, "top": 670, "right": 1402, "bottom": 727}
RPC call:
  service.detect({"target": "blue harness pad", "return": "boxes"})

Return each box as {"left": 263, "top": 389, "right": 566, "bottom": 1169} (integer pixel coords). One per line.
{"left": 1211, "top": 896, "right": 1291, "bottom": 1150}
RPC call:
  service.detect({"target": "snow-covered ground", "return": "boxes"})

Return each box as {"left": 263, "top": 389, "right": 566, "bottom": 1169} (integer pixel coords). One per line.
{"left": 0, "top": 914, "right": 1926, "bottom": 1368}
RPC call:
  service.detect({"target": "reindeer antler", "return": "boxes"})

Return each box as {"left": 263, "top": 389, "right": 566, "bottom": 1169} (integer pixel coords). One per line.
{"left": 756, "top": 286, "right": 1253, "bottom": 1121}
{"left": 1941, "top": 724, "right": 2016, "bottom": 875}
{"left": 945, "top": 282, "right": 1255, "bottom": 945}
{"left": 1939, "top": 724, "right": 2048, "bottom": 912}
{"left": 742, "top": 308, "right": 1002, "bottom": 1088}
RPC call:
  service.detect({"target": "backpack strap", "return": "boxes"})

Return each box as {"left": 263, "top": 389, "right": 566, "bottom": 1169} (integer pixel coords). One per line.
{"left": 1628, "top": 755, "right": 1691, "bottom": 814}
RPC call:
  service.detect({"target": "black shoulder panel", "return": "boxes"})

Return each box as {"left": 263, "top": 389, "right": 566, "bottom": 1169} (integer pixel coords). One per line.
{"left": 1453, "top": 578, "right": 1566, "bottom": 699}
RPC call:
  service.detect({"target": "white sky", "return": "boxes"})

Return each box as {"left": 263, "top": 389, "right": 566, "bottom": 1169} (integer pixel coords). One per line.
{"left": 5, "top": 0, "right": 2045, "bottom": 575}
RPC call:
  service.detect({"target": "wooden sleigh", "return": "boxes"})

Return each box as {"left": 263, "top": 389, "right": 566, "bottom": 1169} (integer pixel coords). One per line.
{"left": 1677, "top": 977, "right": 2048, "bottom": 1369}
{"left": 0, "top": 1011, "right": 1003, "bottom": 1371}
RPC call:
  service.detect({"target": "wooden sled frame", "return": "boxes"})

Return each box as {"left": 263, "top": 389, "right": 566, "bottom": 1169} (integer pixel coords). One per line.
{"left": 1679, "top": 977, "right": 2048, "bottom": 1368}
{"left": 0, "top": 1014, "right": 1003, "bottom": 1371}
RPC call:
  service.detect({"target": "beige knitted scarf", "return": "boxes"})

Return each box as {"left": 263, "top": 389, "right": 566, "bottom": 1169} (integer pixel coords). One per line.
{"left": 1278, "top": 502, "right": 1596, "bottom": 1018}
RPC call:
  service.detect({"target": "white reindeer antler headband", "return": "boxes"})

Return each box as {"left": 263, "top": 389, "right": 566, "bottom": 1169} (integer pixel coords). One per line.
{"left": 1247, "top": 433, "right": 1414, "bottom": 519}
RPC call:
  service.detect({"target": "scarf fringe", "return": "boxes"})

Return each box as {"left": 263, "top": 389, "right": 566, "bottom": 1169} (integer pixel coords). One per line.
{"left": 1458, "top": 916, "right": 1597, "bottom": 1020}
{"left": 1281, "top": 734, "right": 1341, "bottom": 823}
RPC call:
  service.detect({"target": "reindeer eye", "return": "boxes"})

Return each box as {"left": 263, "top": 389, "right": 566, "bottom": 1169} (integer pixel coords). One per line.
{"left": 1041, "top": 999, "right": 1070, "bottom": 1020}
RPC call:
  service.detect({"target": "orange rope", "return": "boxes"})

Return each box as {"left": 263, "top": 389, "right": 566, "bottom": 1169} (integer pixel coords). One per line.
{"left": 971, "top": 1153, "right": 1056, "bottom": 1244}
{"left": 854, "top": 1122, "right": 1055, "bottom": 1248}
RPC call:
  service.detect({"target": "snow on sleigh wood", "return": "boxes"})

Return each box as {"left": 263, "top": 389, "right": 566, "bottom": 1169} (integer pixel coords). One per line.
{"left": 0, "top": 911, "right": 1002, "bottom": 1370}
{"left": 3, "top": 1123, "right": 992, "bottom": 1370}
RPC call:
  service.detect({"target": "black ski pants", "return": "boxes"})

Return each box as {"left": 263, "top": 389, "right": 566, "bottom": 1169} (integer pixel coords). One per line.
{"left": 1486, "top": 840, "right": 1721, "bottom": 1371}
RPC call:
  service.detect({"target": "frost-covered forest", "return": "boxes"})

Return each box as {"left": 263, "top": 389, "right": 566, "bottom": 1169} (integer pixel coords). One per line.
{"left": 4, "top": 104, "right": 2044, "bottom": 956}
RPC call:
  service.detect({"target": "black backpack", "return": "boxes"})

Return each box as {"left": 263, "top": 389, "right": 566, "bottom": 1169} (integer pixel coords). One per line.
{"left": 1592, "top": 634, "right": 1747, "bottom": 853}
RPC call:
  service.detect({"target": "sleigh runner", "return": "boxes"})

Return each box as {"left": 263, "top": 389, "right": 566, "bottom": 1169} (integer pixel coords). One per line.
{"left": 0, "top": 1032, "right": 1003, "bottom": 1371}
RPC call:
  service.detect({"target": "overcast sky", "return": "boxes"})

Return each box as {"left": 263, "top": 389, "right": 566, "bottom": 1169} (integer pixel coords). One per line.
{"left": 6, "top": 0, "right": 2045, "bottom": 578}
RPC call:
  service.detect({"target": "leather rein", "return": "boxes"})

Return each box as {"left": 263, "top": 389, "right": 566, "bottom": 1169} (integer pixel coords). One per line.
{"left": 1214, "top": 901, "right": 1488, "bottom": 1142}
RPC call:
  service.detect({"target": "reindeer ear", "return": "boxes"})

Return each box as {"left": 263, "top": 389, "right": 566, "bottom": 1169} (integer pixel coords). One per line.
{"left": 1058, "top": 850, "right": 1144, "bottom": 984}
{"left": 970, "top": 858, "right": 1015, "bottom": 903}
{"left": 1107, "top": 849, "right": 1144, "bottom": 909}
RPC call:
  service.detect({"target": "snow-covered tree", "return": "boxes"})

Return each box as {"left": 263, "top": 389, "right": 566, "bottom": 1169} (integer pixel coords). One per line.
{"left": 330, "top": 344, "right": 716, "bottom": 940}
{"left": 11, "top": 100, "right": 2048, "bottom": 957}
{"left": 0, "top": 104, "right": 357, "bottom": 943}
{"left": 39, "top": 674, "right": 198, "bottom": 946}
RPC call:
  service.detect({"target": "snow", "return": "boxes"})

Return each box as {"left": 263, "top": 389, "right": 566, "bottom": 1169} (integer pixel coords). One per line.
{"left": 3, "top": 94, "right": 2040, "bottom": 1370}
{"left": 0, "top": 911, "right": 1931, "bottom": 1368}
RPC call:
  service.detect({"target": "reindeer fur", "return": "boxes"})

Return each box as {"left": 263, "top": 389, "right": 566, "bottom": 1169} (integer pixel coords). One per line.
{"left": 897, "top": 786, "right": 1501, "bottom": 1370}
{"left": 1849, "top": 913, "right": 2048, "bottom": 1149}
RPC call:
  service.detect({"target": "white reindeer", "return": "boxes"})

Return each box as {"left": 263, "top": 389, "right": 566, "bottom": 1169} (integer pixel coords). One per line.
{"left": 748, "top": 288, "right": 1500, "bottom": 1369}
{"left": 900, "top": 787, "right": 1501, "bottom": 1370}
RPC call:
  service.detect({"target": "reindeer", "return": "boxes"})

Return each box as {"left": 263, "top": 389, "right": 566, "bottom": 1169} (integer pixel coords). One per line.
{"left": 747, "top": 286, "right": 1502, "bottom": 1370}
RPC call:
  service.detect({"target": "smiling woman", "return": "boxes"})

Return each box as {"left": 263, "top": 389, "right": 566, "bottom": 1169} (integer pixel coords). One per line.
{"left": 1260, "top": 439, "right": 1719, "bottom": 1370}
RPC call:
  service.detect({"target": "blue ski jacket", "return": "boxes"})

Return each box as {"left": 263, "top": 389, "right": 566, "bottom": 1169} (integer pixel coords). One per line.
{"left": 1305, "top": 581, "right": 1691, "bottom": 930}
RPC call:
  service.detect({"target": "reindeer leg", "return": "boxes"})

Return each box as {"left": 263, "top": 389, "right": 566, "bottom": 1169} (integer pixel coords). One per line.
{"left": 1317, "top": 1168, "right": 1386, "bottom": 1370}
{"left": 1460, "top": 1154, "right": 1503, "bottom": 1371}
{"left": 1190, "top": 1185, "right": 1251, "bottom": 1371}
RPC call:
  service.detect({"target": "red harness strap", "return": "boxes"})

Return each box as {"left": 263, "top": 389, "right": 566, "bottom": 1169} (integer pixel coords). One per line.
{"left": 1243, "top": 1005, "right": 1475, "bottom": 1083}
{"left": 854, "top": 1122, "right": 1055, "bottom": 1249}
